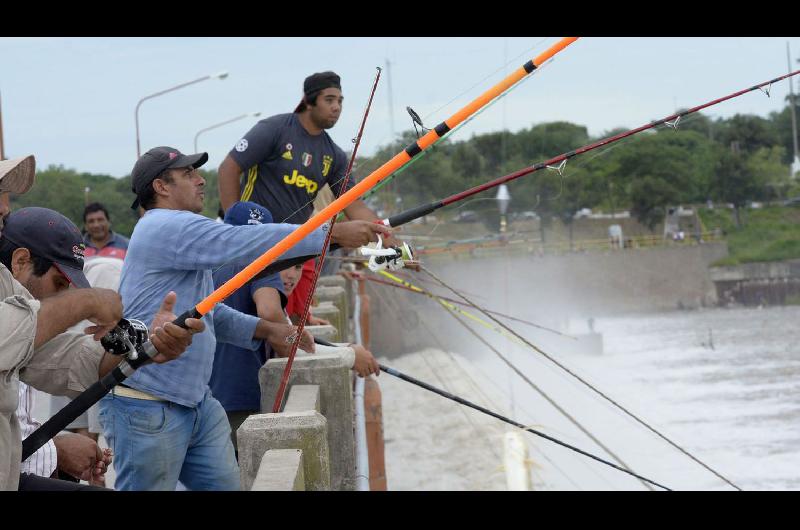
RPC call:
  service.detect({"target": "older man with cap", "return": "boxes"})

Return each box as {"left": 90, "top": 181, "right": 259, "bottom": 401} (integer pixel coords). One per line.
{"left": 102, "top": 145, "right": 366, "bottom": 491}
{"left": 217, "top": 71, "right": 394, "bottom": 244}
{"left": 0, "top": 200, "right": 203, "bottom": 490}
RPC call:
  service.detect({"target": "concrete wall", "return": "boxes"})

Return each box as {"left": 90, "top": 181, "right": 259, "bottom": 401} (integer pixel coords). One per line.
{"left": 368, "top": 243, "right": 728, "bottom": 357}
{"left": 711, "top": 259, "right": 800, "bottom": 306}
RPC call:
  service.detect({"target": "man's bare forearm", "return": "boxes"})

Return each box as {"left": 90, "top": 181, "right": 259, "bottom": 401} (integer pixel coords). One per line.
{"left": 218, "top": 156, "right": 243, "bottom": 212}
{"left": 34, "top": 290, "right": 99, "bottom": 348}
{"left": 253, "top": 287, "right": 286, "bottom": 324}
{"left": 98, "top": 352, "right": 123, "bottom": 378}
{"left": 343, "top": 199, "right": 380, "bottom": 222}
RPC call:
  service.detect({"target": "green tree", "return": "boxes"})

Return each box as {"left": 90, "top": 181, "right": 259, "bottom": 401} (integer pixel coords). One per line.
{"left": 629, "top": 175, "right": 680, "bottom": 231}
{"left": 712, "top": 149, "right": 761, "bottom": 228}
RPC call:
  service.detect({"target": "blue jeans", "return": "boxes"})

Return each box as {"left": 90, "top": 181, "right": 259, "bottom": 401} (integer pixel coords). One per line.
{"left": 98, "top": 388, "right": 240, "bottom": 491}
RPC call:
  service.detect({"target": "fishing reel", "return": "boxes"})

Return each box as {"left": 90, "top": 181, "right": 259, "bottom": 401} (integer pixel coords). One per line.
{"left": 360, "top": 234, "right": 415, "bottom": 272}
{"left": 100, "top": 318, "right": 151, "bottom": 362}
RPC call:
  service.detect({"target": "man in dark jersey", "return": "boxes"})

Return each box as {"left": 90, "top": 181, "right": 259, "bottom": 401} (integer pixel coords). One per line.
{"left": 217, "top": 71, "right": 395, "bottom": 249}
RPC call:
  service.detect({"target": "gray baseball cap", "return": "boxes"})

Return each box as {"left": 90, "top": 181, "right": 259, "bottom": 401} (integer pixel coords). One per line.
{"left": 130, "top": 146, "right": 208, "bottom": 209}
{"left": 0, "top": 155, "right": 35, "bottom": 194}
{"left": 1, "top": 207, "right": 90, "bottom": 288}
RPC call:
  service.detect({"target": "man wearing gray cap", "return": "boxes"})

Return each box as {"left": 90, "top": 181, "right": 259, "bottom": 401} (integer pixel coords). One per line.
{"left": 0, "top": 199, "right": 204, "bottom": 490}
{"left": 102, "top": 145, "right": 348, "bottom": 491}
{"left": 216, "top": 71, "right": 393, "bottom": 245}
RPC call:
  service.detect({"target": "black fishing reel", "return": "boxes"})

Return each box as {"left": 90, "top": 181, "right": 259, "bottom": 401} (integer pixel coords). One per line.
{"left": 101, "top": 318, "right": 150, "bottom": 361}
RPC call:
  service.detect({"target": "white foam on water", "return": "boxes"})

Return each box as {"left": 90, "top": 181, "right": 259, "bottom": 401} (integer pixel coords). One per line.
{"left": 380, "top": 305, "right": 800, "bottom": 490}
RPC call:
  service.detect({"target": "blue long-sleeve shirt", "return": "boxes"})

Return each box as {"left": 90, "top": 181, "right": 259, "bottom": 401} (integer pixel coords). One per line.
{"left": 118, "top": 208, "right": 326, "bottom": 407}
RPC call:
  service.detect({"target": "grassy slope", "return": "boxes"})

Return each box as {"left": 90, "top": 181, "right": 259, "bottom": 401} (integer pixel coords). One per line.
{"left": 699, "top": 206, "right": 800, "bottom": 266}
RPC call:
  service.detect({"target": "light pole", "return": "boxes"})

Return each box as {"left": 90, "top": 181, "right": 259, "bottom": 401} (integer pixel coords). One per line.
{"left": 193, "top": 112, "right": 261, "bottom": 153}
{"left": 135, "top": 71, "right": 229, "bottom": 158}
{"left": 788, "top": 43, "right": 800, "bottom": 179}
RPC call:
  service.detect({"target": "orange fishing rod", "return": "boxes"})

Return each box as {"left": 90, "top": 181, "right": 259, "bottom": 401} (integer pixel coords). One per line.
{"left": 172, "top": 37, "right": 579, "bottom": 327}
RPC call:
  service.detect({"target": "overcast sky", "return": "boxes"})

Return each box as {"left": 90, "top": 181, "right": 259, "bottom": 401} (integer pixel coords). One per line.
{"left": 1, "top": 37, "right": 799, "bottom": 178}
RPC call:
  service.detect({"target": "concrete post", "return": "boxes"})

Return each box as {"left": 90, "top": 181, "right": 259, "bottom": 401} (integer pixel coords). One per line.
{"left": 318, "top": 275, "right": 352, "bottom": 317}
{"left": 316, "top": 285, "right": 351, "bottom": 321}
{"left": 311, "top": 302, "right": 343, "bottom": 341}
{"left": 260, "top": 352, "right": 355, "bottom": 490}
{"left": 284, "top": 384, "right": 321, "bottom": 413}
{"left": 251, "top": 449, "right": 306, "bottom": 491}
{"left": 306, "top": 324, "right": 338, "bottom": 342}
{"left": 237, "top": 411, "right": 330, "bottom": 491}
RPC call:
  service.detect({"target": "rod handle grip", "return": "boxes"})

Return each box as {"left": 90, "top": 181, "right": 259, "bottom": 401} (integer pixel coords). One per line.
{"left": 386, "top": 202, "right": 439, "bottom": 228}
{"left": 173, "top": 308, "right": 202, "bottom": 329}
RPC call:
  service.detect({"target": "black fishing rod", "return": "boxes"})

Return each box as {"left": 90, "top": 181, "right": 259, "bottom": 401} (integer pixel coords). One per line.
{"left": 379, "top": 69, "right": 800, "bottom": 229}
{"left": 379, "top": 363, "right": 671, "bottom": 491}
{"left": 22, "top": 320, "right": 154, "bottom": 461}
{"left": 260, "top": 69, "right": 800, "bottom": 277}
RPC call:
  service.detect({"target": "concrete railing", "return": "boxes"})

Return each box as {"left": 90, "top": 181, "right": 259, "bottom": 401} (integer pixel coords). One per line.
{"left": 237, "top": 271, "right": 383, "bottom": 491}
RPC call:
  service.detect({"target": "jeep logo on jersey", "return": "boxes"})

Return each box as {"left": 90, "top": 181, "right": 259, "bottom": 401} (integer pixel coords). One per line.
{"left": 235, "top": 139, "right": 249, "bottom": 152}
{"left": 302, "top": 153, "right": 312, "bottom": 167}
{"left": 283, "top": 169, "right": 318, "bottom": 194}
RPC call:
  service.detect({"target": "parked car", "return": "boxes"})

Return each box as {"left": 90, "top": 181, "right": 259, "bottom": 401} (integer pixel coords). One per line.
{"left": 512, "top": 210, "right": 539, "bottom": 221}
{"left": 453, "top": 210, "right": 479, "bottom": 223}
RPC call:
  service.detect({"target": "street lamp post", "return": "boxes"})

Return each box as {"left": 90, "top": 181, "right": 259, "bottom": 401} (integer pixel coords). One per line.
{"left": 193, "top": 112, "right": 262, "bottom": 153}
{"left": 134, "top": 71, "right": 229, "bottom": 158}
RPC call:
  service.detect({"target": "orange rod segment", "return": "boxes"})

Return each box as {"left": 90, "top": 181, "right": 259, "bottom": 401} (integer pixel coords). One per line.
{"left": 194, "top": 37, "right": 579, "bottom": 316}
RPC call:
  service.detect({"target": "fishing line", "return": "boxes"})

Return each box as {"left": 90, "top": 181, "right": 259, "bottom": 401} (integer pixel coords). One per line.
{"left": 362, "top": 59, "right": 558, "bottom": 201}
{"left": 374, "top": 280, "right": 596, "bottom": 489}
{"left": 419, "top": 264, "right": 743, "bottom": 490}
{"left": 366, "top": 269, "right": 572, "bottom": 338}
{"left": 441, "top": 294, "right": 655, "bottom": 490}
{"left": 381, "top": 362, "right": 672, "bottom": 490}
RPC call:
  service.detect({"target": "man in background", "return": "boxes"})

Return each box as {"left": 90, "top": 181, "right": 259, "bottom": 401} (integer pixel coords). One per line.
{"left": 82, "top": 202, "right": 129, "bottom": 259}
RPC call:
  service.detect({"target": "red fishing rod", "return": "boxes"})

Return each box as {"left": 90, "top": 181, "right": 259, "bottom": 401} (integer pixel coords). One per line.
{"left": 380, "top": 69, "right": 800, "bottom": 229}
{"left": 271, "top": 67, "right": 382, "bottom": 413}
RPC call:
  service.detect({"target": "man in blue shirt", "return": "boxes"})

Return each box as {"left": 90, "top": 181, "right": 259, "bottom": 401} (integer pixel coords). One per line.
{"left": 99, "top": 146, "right": 339, "bottom": 491}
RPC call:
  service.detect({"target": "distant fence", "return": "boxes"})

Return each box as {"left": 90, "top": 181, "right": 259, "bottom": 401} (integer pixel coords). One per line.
{"left": 417, "top": 230, "right": 724, "bottom": 258}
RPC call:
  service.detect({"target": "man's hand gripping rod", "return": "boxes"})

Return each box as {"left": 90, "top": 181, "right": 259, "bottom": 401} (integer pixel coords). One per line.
{"left": 21, "top": 319, "right": 157, "bottom": 461}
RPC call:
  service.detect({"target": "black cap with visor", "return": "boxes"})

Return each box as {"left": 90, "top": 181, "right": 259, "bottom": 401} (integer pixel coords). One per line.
{"left": 130, "top": 146, "right": 208, "bottom": 209}
{"left": 1, "top": 207, "right": 91, "bottom": 288}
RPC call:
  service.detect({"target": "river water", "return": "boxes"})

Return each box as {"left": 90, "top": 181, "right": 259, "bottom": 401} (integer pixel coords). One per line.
{"left": 380, "top": 305, "right": 800, "bottom": 491}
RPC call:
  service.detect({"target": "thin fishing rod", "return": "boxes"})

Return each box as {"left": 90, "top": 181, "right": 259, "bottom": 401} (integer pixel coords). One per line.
{"left": 273, "top": 67, "right": 382, "bottom": 413}
{"left": 441, "top": 301, "right": 655, "bottom": 490}
{"left": 379, "top": 363, "right": 671, "bottom": 490}
{"left": 419, "top": 265, "right": 743, "bottom": 490}
{"left": 360, "top": 269, "right": 572, "bottom": 338}
{"left": 381, "top": 69, "right": 800, "bottom": 229}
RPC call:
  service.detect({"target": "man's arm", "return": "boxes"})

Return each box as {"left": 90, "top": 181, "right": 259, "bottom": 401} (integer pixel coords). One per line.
{"left": 252, "top": 286, "right": 286, "bottom": 323}
{"left": 35, "top": 288, "right": 122, "bottom": 348}
{"left": 252, "top": 286, "right": 314, "bottom": 356}
{"left": 218, "top": 155, "right": 243, "bottom": 212}
{"left": 343, "top": 198, "right": 380, "bottom": 222}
